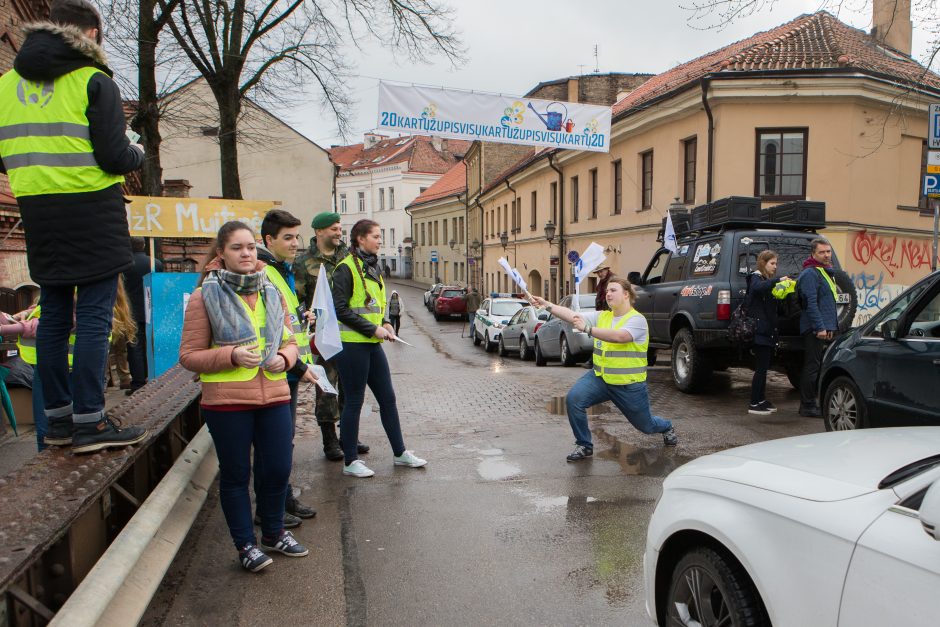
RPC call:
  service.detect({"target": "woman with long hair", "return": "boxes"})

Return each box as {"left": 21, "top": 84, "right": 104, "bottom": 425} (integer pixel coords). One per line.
{"left": 529, "top": 278, "right": 678, "bottom": 462}
{"left": 331, "top": 219, "right": 427, "bottom": 478}
{"left": 179, "top": 221, "right": 307, "bottom": 572}
{"left": 747, "top": 250, "right": 790, "bottom": 415}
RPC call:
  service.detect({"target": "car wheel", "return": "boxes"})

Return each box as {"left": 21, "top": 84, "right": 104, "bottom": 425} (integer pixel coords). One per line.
{"left": 671, "top": 327, "right": 712, "bottom": 393}
{"left": 666, "top": 547, "right": 769, "bottom": 627}
{"left": 484, "top": 331, "right": 496, "bottom": 353}
{"left": 519, "top": 337, "right": 531, "bottom": 361}
{"left": 784, "top": 361, "right": 802, "bottom": 391}
{"left": 472, "top": 328, "right": 482, "bottom": 346}
{"left": 434, "top": 312, "right": 442, "bottom": 321}
{"left": 823, "top": 376, "right": 868, "bottom": 431}
{"left": 497, "top": 336, "right": 508, "bottom": 357}
{"left": 560, "top": 335, "right": 577, "bottom": 367}
{"left": 534, "top": 339, "right": 547, "bottom": 367}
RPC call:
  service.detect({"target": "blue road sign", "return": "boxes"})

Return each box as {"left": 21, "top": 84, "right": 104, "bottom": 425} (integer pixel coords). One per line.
{"left": 430, "top": 250, "right": 438, "bottom": 262}
{"left": 931, "top": 104, "right": 940, "bottom": 150}
{"left": 925, "top": 173, "right": 940, "bottom": 198}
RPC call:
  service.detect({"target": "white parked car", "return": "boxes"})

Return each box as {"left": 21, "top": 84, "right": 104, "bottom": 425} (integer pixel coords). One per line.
{"left": 644, "top": 428, "right": 940, "bottom": 626}
{"left": 471, "top": 297, "right": 528, "bottom": 353}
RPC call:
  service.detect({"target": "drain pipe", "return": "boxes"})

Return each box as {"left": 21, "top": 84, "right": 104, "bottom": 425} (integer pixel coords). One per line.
{"left": 49, "top": 426, "right": 218, "bottom": 627}
{"left": 701, "top": 76, "right": 714, "bottom": 203}
{"left": 505, "top": 179, "right": 518, "bottom": 266}
{"left": 548, "top": 152, "right": 565, "bottom": 302}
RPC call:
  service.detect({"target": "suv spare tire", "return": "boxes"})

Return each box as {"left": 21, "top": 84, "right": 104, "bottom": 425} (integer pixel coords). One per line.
{"left": 833, "top": 270, "right": 858, "bottom": 333}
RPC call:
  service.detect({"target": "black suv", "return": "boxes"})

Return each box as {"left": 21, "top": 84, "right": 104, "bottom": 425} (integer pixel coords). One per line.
{"left": 628, "top": 197, "right": 857, "bottom": 393}
{"left": 819, "top": 269, "right": 940, "bottom": 430}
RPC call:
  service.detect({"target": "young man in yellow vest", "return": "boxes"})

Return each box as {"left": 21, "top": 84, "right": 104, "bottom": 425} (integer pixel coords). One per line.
{"left": 0, "top": 0, "right": 146, "bottom": 453}
{"left": 258, "top": 209, "right": 320, "bottom": 524}
{"left": 530, "top": 278, "right": 678, "bottom": 462}
{"left": 796, "top": 238, "right": 840, "bottom": 417}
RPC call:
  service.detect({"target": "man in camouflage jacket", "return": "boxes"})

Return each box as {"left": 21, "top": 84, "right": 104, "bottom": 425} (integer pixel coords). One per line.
{"left": 294, "top": 212, "right": 369, "bottom": 460}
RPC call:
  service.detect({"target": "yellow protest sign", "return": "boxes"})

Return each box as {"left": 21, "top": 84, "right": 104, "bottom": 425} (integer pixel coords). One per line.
{"left": 126, "top": 197, "right": 280, "bottom": 238}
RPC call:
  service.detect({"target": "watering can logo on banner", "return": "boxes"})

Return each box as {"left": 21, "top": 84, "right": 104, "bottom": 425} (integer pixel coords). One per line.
{"left": 376, "top": 82, "right": 612, "bottom": 153}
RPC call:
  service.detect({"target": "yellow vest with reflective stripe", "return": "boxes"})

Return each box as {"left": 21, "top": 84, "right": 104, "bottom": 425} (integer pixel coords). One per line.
{"left": 15, "top": 306, "right": 77, "bottom": 367}
{"left": 816, "top": 267, "right": 838, "bottom": 300}
{"left": 337, "top": 255, "right": 386, "bottom": 343}
{"left": 264, "top": 265, "right": 313, "bottom": 365}
{"left": 199, "top": 289, "right": 289, "bottom": 383}
{"left": 592, "top": 309, "right": 648, "bottom": 385}
{"left": 0, "top": 67, "right": 124, "bottom": 197}
{"left": 772, "top": 278, "right": 796, "bottom": 300}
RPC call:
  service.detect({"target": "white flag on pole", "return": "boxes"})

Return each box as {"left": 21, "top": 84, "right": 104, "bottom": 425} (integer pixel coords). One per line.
{"left": 497, "top": 257, "right": 528, "bottom": 292}
{"left": 571, "top": 242, "right": 606, "bottom": 312}
{"left": 312, "top": 264, "right": 343, "bottom": 360}
{"left": 664, "top": 213, "right": 679, "bottom": 253}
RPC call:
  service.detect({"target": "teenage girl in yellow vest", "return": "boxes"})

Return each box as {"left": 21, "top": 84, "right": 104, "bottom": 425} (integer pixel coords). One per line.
{"left": 530, "top": 278, "right": 678, "bottom": 462}
{"left": 331, "top": 219, "right": 427, "bottom": 478}
{"left": 179, "top": 221, "right": 307, "bottom": 573}
{"left": 1, "top": 280, "right": 136, "bottom": 451}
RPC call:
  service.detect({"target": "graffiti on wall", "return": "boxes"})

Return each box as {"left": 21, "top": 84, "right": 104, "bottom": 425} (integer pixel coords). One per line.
{"left": 850, "top": 271, "right": 906, "bottom": 325}
{"left": 851, "top": 230, "right": 932, "bottom": 278}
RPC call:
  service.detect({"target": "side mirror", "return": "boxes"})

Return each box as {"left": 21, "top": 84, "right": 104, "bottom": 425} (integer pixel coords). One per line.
{"left": 882, "top": 319, "right": 899, "bottom": 340}
{"left": 920, "top": 479, "right": 940, "bottom": 541}
{"left": 628, "top": 271, "right": 643, "bottom": 286}
{"left": 501, "top": 319, "right": 510, "bottom": 325}
{"left": 477, "top": 309, "right": 486, "bottom": 316}
{"left": 538, "top": 312, "right": 549, "bottom": 321}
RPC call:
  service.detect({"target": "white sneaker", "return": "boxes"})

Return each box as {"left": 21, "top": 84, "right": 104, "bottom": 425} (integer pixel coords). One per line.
{"left": 343, "top": 460, "right": 375, "bottom": 478}
{"left": 393, "top": 450, "right": 427, "bottom": 468}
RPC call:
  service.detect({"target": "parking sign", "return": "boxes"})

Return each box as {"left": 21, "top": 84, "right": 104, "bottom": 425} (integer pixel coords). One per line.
{"left": 925, "top": 173, "right": 940, "bottom": 198}
{"left": 931, "top": 103, "right": 940, "bottom": 149}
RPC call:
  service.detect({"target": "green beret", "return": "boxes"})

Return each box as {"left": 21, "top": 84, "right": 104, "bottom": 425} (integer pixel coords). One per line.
{"left": 311, "top": 212, "right": 341, "bottom": 230}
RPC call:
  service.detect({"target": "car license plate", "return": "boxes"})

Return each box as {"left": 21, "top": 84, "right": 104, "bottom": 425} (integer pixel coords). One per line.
{"left": 836, "top": 293, "right": 851, "bottom": 304}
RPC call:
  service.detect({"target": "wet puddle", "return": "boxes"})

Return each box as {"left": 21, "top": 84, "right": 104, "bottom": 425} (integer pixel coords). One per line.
{"left": 545, "top": 397, "right": 610, "bottom": 416}
{"left": 592, "top": 427, "right": 692, "bottom": 477}
{"left": 477, "top": 458, "right": 522, "bottom": 481}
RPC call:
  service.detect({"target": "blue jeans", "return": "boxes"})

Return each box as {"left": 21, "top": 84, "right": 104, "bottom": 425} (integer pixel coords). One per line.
{"left": 37, "top": 276, "right": 117, "bottom": 424}
{"left": 253, "top": 379, "right": 299, "bottom": 510}
{"left": 566, "top": 371, "right": 672, "bottom": 448}
{"left": 334, "top": 342, "right": 406, "bottom": 465}
{"left": 31, "top": 366, "right": 48, "bottom": 451}
{"left": 204, "top": 403, "right": 293, "bottom": 549}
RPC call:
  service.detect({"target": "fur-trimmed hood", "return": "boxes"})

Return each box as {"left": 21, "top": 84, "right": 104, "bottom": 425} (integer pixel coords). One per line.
{"left": 14, "top": 22, "right": 111, "bottom": 81}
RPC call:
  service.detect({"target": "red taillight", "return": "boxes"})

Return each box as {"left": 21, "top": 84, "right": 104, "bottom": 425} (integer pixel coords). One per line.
{"left": 717, "top": 289, "right": 731, "bottom": 321}
{"left": 533, "top": 322, "right": 543, "bottom": 334}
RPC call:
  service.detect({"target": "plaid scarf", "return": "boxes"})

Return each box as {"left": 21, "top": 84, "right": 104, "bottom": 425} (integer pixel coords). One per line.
{"left": 201, "top": 268, "right": 285, "bottom": 369}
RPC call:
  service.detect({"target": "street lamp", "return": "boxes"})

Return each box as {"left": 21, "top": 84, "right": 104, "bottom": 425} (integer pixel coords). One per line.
{"left": 499, "top": 231, "right": 509, "bottom": 251}
{"left": 470, "top": 239, "right": 481, "bottom": 255}
{"left": 544, "top": 221, "right": 556, "bottom": 244}
{"left": 448, "top": 238, "right": 457, "bottom": 250}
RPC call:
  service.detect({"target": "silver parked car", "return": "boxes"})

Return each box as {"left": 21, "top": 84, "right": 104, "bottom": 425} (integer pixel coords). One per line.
{"left": 533, "top": 294, "right": 596, "bottom": 367}
{"left": 497, "top": 305, "right": 549, "bottom": 360}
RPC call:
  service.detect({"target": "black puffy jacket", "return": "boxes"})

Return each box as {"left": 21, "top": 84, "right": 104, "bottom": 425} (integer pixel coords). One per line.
{"left": 746, "top": 272, "right": 785, "bottom": 347}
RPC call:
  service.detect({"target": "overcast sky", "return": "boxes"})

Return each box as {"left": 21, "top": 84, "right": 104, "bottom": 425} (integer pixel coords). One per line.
{"left": 282, "top": 0, "right": 935, "bottom": 149}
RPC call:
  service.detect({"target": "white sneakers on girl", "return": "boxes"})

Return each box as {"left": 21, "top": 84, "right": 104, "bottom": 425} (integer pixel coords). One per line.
{"left": 393, "top": 451, "right": 428, "bottom": 467}
{"left": 343, "top": 460, "right": 375, "bottom": 477}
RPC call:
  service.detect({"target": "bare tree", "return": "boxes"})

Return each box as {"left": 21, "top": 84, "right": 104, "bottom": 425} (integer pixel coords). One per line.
{"left": 157, "top": 0, "right": 463, "bottom": 199}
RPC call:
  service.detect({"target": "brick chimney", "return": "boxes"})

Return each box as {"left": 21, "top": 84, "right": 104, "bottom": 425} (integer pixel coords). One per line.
{"left": 162, "top": 179, "right": 192, "bottom": 197}
{"left": 872, "top": 0, "right": 912, "bottom": 56}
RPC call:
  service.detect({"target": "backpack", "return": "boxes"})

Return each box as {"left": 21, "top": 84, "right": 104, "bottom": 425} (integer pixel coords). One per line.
{"left": 728, "top": 274, "right": 758, "bottom": 345}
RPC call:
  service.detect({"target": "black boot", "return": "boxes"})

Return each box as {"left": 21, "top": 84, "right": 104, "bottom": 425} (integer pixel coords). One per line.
{"left": 321, "top": 424, "right": 344, "bottom": 461}
{"left": 45, "top": 414, "right": 74, "bottom": 446}
{"left": 72, "top": 417, "right": 147, "bottom": 454}
{"left": 286, "top": 489, "right": 317, "bottom": 519}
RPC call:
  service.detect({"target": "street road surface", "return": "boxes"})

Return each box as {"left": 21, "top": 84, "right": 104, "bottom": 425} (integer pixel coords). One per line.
{"left": 142, "top": 283, "right": 821, "bottom": 627}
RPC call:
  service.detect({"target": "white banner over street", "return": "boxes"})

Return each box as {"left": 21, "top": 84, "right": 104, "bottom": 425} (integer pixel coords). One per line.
{"left": 377, "top": 82, "right": 612, "bottom": 153}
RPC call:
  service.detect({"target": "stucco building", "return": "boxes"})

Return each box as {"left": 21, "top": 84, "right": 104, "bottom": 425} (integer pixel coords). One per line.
{"left": 474, "top": 7, "right": 939, "bottom": 321}
{"left": 330, "top": 134, "right": 468, "bottom": 277}
{"left": 407, "top": 161, "right": 468, "bottom": 285}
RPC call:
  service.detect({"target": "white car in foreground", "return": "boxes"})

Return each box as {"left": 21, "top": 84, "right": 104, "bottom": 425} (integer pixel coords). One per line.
{"left": 645, "top": 428, "right": 940, "bottom": 626}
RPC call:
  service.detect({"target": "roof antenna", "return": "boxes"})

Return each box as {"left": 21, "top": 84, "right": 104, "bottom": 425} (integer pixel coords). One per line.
{"left": 593, "top": 45, "right": 599, "bottom": 73}
{"left": 577, "top": 64, "right": 586, "bottom": 76}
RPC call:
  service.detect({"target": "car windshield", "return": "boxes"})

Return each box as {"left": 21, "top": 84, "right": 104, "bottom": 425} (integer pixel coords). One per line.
{"left": 441, "top": 290, "right": 464, "bottom": 298}
{"left": 492, "top": 301, "right": 524, "bottom": 316}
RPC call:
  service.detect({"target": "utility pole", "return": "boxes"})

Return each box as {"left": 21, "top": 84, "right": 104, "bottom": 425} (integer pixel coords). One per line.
{"left": 593, "top": 45, "right": 599, "bottom": 73}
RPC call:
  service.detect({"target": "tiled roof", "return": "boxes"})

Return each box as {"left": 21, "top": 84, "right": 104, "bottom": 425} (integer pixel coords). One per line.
{"left": 613, "top": 11, "right": 940, "bottom": 118}
{"left": 407, "top": 161, "right": 467, "bottom": 208}
{"left": 330, "top": 136, "right": 471, "bottom": 175}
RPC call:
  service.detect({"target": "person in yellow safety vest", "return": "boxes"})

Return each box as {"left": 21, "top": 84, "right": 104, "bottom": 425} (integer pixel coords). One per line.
{"left": 330, "top": 219, "right": 427, "bottom": 478}
{"left": 745, "top": 251, "right": 792, "bottom": 417}
{"left": 258, "top": 209, "right": 320, "bottom": 526}
{"left": 0, "top": 0, "right": 147, "bottom": 454}
{"left": 796, "top": 238, "right": 841, "bottom": 417}
{"left": 179, "top": 221, "right": 308, "bottom": 573}
{"left": 529, "top": 278, "right": 679, "bottom": 462}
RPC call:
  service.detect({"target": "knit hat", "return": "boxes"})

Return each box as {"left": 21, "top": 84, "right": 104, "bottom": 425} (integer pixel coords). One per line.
{"left": 50, "top": 0, "right": 103, "bottom": 44}
{"left": 311, "top": 212, "right": 341, "bottom": 230}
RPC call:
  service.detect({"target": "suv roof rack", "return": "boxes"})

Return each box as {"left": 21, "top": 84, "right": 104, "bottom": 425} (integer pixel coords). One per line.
{"left": 658, "top": 197, "right": 825, "bottom": 242}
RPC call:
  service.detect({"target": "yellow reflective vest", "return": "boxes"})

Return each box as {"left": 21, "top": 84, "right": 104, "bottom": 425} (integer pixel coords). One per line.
{"left": 199, "top": 289, "right": 290, "bottom": 383}
{"left": 263, "top": 265, "right": 313, "bottom": 366}
{"left": 337, "top": 255, "right": 386, "bottom": 344}
{"left": 0, "top": 67, "right": 124, "bottom": 197}
{"left": 15, "top": 306, "right": 76, "bottom": 367}
{"left": 592, "top": 309, "right": 648, "bottom": 385}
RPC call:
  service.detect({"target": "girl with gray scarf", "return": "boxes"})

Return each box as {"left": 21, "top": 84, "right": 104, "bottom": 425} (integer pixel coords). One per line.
{"left": 179, "top": 221, "right": 307, "bottom": 573}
